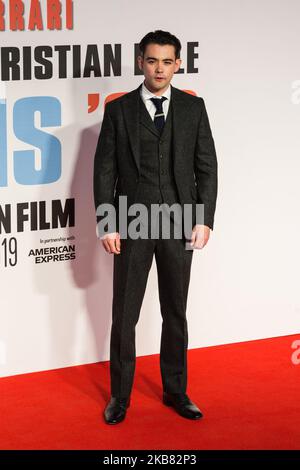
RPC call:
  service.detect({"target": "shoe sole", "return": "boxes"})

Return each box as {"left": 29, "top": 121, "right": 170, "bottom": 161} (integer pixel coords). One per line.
{"left": 105, "top": 415, "right": 126, "bottom": 425}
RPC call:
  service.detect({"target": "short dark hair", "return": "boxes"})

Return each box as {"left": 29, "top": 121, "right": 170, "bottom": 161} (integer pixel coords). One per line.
{"left": 139, "top": 30, "right": 181, "bottom": 60}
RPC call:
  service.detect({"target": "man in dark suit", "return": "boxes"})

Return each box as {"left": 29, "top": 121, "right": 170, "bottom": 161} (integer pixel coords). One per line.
{"left": 93, "top": 30, "right": 218, "bottom": 424}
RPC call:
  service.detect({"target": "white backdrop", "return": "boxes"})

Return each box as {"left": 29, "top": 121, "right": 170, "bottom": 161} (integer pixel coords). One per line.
{"left": 1, "top": 0, "right": 300, "bottom": 378}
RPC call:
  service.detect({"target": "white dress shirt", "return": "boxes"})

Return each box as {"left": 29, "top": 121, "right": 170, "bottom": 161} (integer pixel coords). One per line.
{"left": 140, "top": 79, "right": 171, "bottom": 120}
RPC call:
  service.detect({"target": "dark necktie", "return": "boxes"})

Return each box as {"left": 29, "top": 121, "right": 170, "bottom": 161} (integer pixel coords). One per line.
{"left": 150, "top": 96, "right": 167, "bottom": 133}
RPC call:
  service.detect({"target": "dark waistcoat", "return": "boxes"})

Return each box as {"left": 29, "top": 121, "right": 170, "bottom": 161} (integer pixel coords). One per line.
{"left": 134, "top": 95, "right": 180, "bottom": 207}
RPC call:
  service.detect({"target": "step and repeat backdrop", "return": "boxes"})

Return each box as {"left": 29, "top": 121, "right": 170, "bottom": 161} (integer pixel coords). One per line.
{"left": 1, "top": 0, "right": 300, "bottom": 377}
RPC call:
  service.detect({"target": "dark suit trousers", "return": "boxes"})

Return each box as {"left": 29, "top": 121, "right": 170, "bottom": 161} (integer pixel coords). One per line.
{"left": 109, "top": 209, "right": 194, "bottom": 398}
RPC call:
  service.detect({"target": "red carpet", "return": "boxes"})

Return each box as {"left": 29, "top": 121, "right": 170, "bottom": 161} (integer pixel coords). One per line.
{"left": 0, "top": 334, "right": 300, "bottom": 450}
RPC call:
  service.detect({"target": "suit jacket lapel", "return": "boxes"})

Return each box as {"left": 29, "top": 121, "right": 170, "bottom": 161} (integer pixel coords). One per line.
{"left": 121, "top": 84, "right": 141, "bottom": 173}
{"left": 171, "top": 84, "right": 191, "bottom": 174}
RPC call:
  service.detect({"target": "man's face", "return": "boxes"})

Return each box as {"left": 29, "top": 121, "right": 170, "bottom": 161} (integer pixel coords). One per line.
{"left": 137, "top": 43, "right": 181, "bottom": 95}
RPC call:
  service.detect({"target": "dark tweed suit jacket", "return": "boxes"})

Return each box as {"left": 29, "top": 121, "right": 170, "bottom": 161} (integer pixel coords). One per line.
{"left": 93, "top": 82, "right": 218, "bottom": 231}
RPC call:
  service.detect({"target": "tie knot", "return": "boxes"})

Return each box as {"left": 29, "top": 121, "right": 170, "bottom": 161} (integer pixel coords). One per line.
{"left": 150, "top": 96, "right": 167, "bottom": 112}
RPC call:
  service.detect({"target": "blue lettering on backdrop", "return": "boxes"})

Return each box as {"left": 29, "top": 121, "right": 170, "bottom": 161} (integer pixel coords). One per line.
{"left": 13, "top": 96, "right": 62, "bottom": 185}
{"left": 0, "top": 99, "right": 7, "bottom": 187}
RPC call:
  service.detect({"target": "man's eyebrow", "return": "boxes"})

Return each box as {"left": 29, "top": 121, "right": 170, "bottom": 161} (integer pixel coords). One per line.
{"left": 145, "top": 57, "right": 175, "bottom": 61}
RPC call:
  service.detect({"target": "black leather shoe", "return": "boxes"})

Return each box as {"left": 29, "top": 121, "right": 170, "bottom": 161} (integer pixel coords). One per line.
{"left": 163, "top": 392, "right": 203, "bottom": 420}
{"left": 104, "top": 396, "right": 131, "bottom": 425}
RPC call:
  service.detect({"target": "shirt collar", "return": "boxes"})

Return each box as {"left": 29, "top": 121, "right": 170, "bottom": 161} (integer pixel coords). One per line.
{"left": 141, "top": 79, "right": 171, "bottom": 101}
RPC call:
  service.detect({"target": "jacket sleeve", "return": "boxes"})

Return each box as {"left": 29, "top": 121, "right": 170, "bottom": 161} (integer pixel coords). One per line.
{"left": 194, "top": 98, "right": 218, "bottom": 230}
{"left": 93, "top": 102, "right": 118, "bottom": 226}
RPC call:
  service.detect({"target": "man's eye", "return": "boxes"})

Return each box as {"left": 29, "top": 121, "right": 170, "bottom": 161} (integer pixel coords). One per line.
{"left": 147, "top": 61, "right": 172, "bottom": 64}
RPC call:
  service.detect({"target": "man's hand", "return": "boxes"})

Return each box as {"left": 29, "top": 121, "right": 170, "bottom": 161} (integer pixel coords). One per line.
{"left": 190, "top": 224, "right": 210, "bottom": 249}
{"left": 101, "top": 232, "right": 121, "bottom": 254}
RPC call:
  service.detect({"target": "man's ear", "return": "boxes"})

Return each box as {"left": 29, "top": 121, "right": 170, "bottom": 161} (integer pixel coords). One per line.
{"left": 175, "top": 58, "right": 182, "bottom": 72}
{"left": 137, "top": 55, "right": 143, "bottom": 71}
